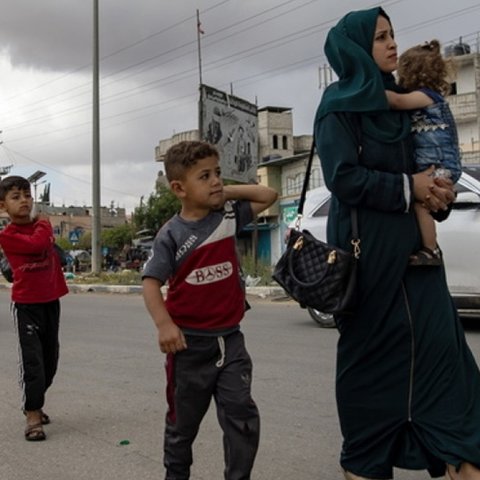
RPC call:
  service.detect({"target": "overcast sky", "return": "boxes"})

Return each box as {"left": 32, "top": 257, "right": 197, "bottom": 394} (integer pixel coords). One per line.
{"left": 1, "top": 0, "right": 479, "bottom": 214}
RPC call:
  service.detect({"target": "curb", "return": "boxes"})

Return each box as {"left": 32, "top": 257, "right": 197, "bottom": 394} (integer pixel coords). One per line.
{"left": 0, "top": 282, "right": 286, "bottom": 298}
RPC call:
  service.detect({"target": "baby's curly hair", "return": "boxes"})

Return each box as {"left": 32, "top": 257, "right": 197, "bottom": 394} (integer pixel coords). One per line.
{"left": 164, "top": 140, "right": 219, "bottom": 181}
{"left": 397, "top": 40, "right": 456, "bottom": 97}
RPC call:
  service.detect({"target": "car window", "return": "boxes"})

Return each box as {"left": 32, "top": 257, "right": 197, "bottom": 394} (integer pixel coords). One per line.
{"left": 312, "top": 198, "right": 331, "bottom": 217}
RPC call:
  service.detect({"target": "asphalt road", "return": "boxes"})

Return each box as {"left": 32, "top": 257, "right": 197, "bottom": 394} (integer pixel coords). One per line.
{"left": 0, "top": 290, "right": 479, "bottom": 480}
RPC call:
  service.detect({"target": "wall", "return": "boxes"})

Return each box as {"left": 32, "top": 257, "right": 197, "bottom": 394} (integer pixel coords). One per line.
{"left": 450, "top": 53, "right": 480, "bottom": 159}
{"left": 258, "top": 108, "right": 294, "bottom": 161}
{"left": 155, "top": 129, "right": 200, "bottom": 161}
{"left": 1, "top": 206, "right": 128, "bottom": 243}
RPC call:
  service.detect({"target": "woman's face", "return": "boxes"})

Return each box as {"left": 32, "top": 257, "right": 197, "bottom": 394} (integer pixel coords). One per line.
{"left": 372, "top": 15, "right": 398, "bottom": 73}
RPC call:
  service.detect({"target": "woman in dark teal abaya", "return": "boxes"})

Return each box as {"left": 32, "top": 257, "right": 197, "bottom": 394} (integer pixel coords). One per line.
{"left": 314, "top": 7, "right": 480, "bottom": 480}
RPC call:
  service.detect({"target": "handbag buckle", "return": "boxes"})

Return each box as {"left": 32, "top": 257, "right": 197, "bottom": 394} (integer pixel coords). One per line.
{"left": 351, "top": 239, "right": 361, "bottom": 259}
{"left": 327, "top": 250, "right": 336, "bottom": 264}
{"left": 294, "top": 214, "right": 303, "bottom": 231}
{"left": 293, "top": 236, "right": 304, "bottom": 250}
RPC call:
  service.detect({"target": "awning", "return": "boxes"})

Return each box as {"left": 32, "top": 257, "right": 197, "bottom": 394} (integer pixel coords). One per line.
{"left": 241, "top": 223, "right": 278, "bottom": 231}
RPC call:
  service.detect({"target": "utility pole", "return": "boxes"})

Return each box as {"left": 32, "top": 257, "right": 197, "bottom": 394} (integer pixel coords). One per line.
{"left": 197, "top": 10, "right": 204, "bottom": 142}
{"left": 91, "top": 0, "right": 102, "bottom": 274}
{"left": 196, "top": 9, "right": 203, "bottom": 87}
{"left": 0, "top": 132, "right": 13, "bottom": 180}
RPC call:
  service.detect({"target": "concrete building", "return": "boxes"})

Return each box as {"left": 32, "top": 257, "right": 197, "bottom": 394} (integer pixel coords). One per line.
{"left": 446, "top": 41, "right": 480, "bottom": 164}
{"left": 0, "top": 204, "right": 127, "bottom": 246}
{"left": 155, "top": 129, "right": 199, "bottom": 162}
{"left": 44, "top": 204, "right": 127, "bottom": 244}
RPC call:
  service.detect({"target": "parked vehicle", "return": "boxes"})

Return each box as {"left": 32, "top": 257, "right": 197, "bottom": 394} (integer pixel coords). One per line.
{"left": 69, "top": 249, "right": 92, "bottom": 272}
{"left": 287, "top": 171, "right": 480, "bottom": 327}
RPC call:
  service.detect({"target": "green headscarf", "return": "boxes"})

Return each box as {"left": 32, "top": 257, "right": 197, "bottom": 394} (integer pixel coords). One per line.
{"left": 315, "top": 7, "right": 410, "bottom": 143}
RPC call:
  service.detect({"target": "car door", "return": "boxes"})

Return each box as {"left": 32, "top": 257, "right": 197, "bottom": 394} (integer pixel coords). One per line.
{"left": 437, "top": 172, "right": 480, "bottom": 298}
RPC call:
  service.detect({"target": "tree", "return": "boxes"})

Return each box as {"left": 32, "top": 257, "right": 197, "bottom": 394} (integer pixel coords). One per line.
{"left": 39, "top": 183, "right": 50, "bottom": 205}
{"left": 66, "top": 225, "right": 135, "bottom": 253}
{"left": 55, "top": 236, "right": 73, "bottom": 251}
{"left": 133, "top": 184, "right": 180, "bottom": 233}
{"left": 77, "top": 231, "right": 91, "bottom": 250}
{"left": 101, "top": 224, "right": 135, "bottom": 250}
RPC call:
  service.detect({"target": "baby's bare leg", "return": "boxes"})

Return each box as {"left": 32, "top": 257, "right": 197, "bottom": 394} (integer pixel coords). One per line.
{"left": 414, "top": 201, "right": 437, "bottom": 251}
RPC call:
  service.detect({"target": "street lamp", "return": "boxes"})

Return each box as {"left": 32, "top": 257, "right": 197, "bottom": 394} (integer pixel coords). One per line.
{"left": 27, "top": 170, "right": 46, "bottom": 206}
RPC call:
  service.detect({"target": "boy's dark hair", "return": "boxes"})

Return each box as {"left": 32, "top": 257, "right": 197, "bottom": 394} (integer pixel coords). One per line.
{"left": 164, "top": 141, "right": 219, "bottom": 181}
{"left": 397, "top": 39, "right": 455, "bottom": 97}
{"left": 0, "top": 176, "right": 31, "bottom": 201}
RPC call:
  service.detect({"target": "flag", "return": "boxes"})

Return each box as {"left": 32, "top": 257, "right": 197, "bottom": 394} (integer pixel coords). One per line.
{"left": 197, "top": 21, "right": 205, "bottom": 35}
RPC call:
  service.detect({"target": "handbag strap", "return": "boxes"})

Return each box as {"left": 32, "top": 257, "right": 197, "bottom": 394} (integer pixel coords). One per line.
{"left": 297, "top": 136, "right": 360, "bottom": 258}
{"left": 296, "top": 140, "right": 316, "bottom": 217}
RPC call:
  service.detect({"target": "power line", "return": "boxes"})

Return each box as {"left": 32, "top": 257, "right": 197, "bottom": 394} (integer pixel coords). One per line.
{"left": 2, "top": 0, "right": 479, "bottom": 193}
{"left": 0, "top": 0, "right": 232, "bottom": 109}
{"left": 0, "top": 0, "right": 306, "bottom": 123}
{"left": 4, "top": 0, "right": 473, "bottom": 134}
{"left": 2, "top": 144, "right": 142, "bottom": 200}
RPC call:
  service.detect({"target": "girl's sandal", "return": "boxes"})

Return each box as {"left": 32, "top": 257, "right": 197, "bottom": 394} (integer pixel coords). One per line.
{"left": 409, "top": 247, "right": 442, "bottom": 266}
{"left": 24, "top": 423, "right": 46, "bottom": 442}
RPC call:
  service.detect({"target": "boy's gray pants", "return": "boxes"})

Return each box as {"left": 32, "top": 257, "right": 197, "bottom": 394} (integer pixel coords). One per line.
{"left": 163, "top": 330, "right": 260, "bottom": 480}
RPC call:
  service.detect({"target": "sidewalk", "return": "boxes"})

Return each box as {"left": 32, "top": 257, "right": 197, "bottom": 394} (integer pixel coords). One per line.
{"left": 0, "top": 280, "right": 286, "bottom": 298}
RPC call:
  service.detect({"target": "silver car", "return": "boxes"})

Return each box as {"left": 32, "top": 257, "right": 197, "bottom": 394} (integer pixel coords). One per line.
{"left": 288, "top": 171, "right": 480, "bottom": 327}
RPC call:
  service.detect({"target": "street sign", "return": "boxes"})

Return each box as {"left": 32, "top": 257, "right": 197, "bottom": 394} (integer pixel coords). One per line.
{"left": 69, "top": 231, "right": 80, "bottom": 244}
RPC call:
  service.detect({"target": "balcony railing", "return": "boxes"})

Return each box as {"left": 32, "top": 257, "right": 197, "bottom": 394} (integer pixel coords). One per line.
{"left": 448, "top": 93, "right": 478, "bottom": 122}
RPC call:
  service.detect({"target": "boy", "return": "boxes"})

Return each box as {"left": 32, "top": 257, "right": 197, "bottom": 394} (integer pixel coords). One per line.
{"left": 142, "top": 140, "right": 277, "bottom": 479}
{"left": 0, "top": 176, "right": 68, "bottom": 441}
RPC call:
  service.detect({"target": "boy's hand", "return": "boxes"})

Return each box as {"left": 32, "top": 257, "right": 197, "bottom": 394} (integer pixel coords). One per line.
{"left": 223, "top": 184, "right": 277, "bottom": 216}
{"left": 158, "top": 321, "right": 187, "bottom": 354}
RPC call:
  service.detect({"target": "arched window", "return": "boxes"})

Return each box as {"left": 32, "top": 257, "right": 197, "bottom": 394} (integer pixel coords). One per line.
{"left": 282, "top": 135, "right": 288, "bottom": 149}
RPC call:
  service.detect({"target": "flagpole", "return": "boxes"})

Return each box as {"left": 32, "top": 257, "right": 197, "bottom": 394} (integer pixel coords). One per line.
{"left": 196, "top": 9, "right": 203, "bottom": 86}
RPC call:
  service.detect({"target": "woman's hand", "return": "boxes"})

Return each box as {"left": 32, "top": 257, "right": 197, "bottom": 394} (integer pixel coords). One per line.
{"left": 412, "top": 166, "right": 455, "bottom": 212}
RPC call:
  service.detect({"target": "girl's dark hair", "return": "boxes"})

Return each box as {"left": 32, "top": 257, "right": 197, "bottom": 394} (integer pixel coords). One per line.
{"left": 164, "top": 141, "right": 219, "bottom": 181}
{"left": 397, "top": 39, "right": 455, "bottom": 96}
{"left": 0, "top": 176, "right": 31, "bottom": 200}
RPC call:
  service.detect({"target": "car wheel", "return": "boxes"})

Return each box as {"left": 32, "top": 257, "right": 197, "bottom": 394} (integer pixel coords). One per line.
{"left": 307, "top": 307, "right": 336, "bottom": 328}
